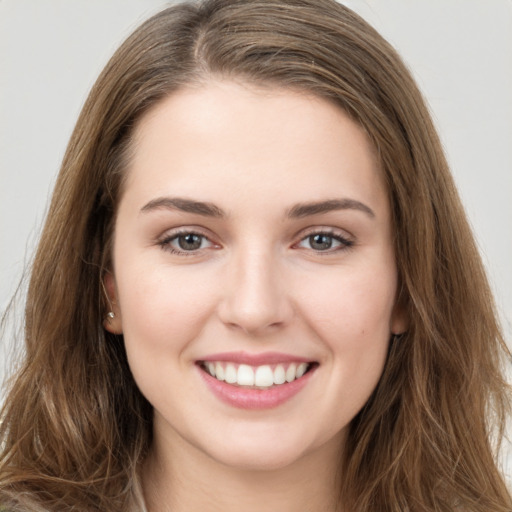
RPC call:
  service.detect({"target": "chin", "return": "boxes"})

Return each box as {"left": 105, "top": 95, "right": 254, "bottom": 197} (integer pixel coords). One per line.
{"left": 195, "top": 423, "right": 342, "bottom": 473}
{"left": 210, "top": 444, "right": 309, "bottom": 472}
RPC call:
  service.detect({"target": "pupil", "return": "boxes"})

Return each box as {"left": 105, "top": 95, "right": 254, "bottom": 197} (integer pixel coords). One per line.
{"left": 310, "top": 234, "right": 332, "bottom": 250}
{"left": 178, "top": 233, "right": 202, "bottom": 250}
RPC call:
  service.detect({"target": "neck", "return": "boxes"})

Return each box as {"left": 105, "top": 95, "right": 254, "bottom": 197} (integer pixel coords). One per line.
{"left": 142, "top": 430, "right": 345, "bottom": 512}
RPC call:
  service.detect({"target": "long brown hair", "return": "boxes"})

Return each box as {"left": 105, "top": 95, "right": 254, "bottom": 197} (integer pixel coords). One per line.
{"left": 1, "top": 1, "right": 510, "bottom": 510}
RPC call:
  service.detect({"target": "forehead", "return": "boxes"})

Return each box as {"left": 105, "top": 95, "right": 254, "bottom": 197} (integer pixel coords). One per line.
{"left": 121, "top": 80, "right": 388, "bottom": 219}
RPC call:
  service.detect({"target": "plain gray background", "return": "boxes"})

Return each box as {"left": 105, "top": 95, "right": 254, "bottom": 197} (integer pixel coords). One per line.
{"left": 1, "top": 0, "right": 511, "bottom": 477}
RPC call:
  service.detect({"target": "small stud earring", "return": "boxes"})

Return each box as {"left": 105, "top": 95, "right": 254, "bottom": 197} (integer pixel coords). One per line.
{"left": 107, "top": 311, "right": 115, "bottom": 320}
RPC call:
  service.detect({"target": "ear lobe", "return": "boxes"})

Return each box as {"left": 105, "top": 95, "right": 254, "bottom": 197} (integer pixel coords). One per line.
{"left": 103, "top": 311, "right": 123, "bottom": 335}
{"left": 103, "top": 272, "right": 123, "bottom": 334}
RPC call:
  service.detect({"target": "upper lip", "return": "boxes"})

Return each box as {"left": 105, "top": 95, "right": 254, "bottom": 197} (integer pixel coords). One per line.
{"left": 198, "top": 351, "right": 315, "bottom": 366}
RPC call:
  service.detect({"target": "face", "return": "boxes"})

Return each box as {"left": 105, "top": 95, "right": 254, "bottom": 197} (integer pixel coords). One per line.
{"left": 105, "top": 80, "right": 406, "bottom": 471}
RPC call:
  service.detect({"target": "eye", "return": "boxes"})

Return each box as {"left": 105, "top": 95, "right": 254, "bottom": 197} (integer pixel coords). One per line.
{"left": 159, "top": 230, "right": 215, "bottom": 255}
{"left": 177, "top": 233, "right": 206, "bottom": 251}
{"left": 296, "top": 231, "right": 353, "bottom": 253}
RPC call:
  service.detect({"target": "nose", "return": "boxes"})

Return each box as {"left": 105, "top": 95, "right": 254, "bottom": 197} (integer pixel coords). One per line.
{"left": 217, "top": 247, "right": 293, "bottom": 335}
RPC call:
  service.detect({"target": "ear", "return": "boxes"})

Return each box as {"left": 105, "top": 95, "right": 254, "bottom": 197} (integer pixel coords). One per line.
{"left": 103, "top": 272, "right": 123, "bottom": 335}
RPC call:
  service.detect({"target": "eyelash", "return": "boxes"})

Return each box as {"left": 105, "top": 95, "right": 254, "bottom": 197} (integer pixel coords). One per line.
{"left": 157, "top": 229, "right": 215, "bottom": 256}
{"left": 294, "top": 229, "right": 354, "bottom": 254}
{"left": 157, "top": 228, "right": 354, "bottom": 256}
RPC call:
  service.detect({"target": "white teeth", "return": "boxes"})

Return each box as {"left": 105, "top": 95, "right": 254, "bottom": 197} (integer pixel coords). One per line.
{"left": 225, "top": 363, "right": 237, "bottom": 384}
{"left": 273, "top": 364, "right": 286, "bottom": 385}
{"left": 207, "top": 362, "right": 216, "bottom": 377}
{"left": 204, "top": 361, "right": 312, "bottom": 387}
{"left": 237, "top": 364, "right": 255, "bottom": 386}
{"left": 296, "top": 362, "right": 308, "bottom": 378}
{"left": 215, "top": 363, "right": 225, "bottom": 381}
{"left": 255, "top": 365, "right": 274, "bottom": 387}
{"left": 285, "top": 363, "right": 297, "bottom": 382}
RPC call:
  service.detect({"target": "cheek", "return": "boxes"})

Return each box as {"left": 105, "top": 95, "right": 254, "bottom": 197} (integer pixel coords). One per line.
{"left": 301, "top": 265, "right": 398, "bottom": 342}
{"left": 117, "top": 264, "right": 217, "bottom": 361}
{"left": 296, "top": 271, "right": 396, "bottom": 436}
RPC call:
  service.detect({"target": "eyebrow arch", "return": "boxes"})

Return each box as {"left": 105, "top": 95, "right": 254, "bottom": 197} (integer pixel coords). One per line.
{"left": 287, "top": 198, "right": 375, "bottom": 219}
{"left": 140, "top": 197, "right": 226, "bottom": 218}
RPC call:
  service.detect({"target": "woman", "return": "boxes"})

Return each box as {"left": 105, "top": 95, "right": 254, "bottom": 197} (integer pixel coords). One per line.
{"left": 0, "top": 0, "right": 510, "bottom": 510}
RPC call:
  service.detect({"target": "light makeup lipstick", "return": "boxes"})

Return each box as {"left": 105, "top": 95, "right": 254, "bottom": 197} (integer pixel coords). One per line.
{"left": 197, "top": 352, "right": 318, "bottom": 409}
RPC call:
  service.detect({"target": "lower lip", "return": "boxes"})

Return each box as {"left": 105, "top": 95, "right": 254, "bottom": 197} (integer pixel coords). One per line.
{"left": 197, "top": 365, "right": 316, "bottom": 410}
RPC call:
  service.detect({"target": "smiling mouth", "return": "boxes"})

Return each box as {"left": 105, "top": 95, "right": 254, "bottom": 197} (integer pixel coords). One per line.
{"left": 198, "top": 361, "right": 317, "bottom": 389}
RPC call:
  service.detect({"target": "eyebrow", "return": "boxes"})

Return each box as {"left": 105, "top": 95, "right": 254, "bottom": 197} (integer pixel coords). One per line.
{"left": 140, "top": 197, "right": 226, "bottom": 218}
{"left": 139, "top": 196, "right": 375, "bottom": 219}
{"left": 286, "top": 198, "right": 375, "bottom": 219}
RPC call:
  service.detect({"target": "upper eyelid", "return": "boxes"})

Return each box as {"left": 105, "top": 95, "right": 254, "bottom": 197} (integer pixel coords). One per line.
{"left": 157, "top": 226, "right": 215, "bottom": 242}
{"left": 294, "top": 225, "right": 354, "bottom": 241}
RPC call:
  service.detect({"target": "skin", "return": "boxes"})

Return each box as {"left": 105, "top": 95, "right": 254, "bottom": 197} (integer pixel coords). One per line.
{"left": 105, "top": 80, "right": 406, "bottom": 511}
